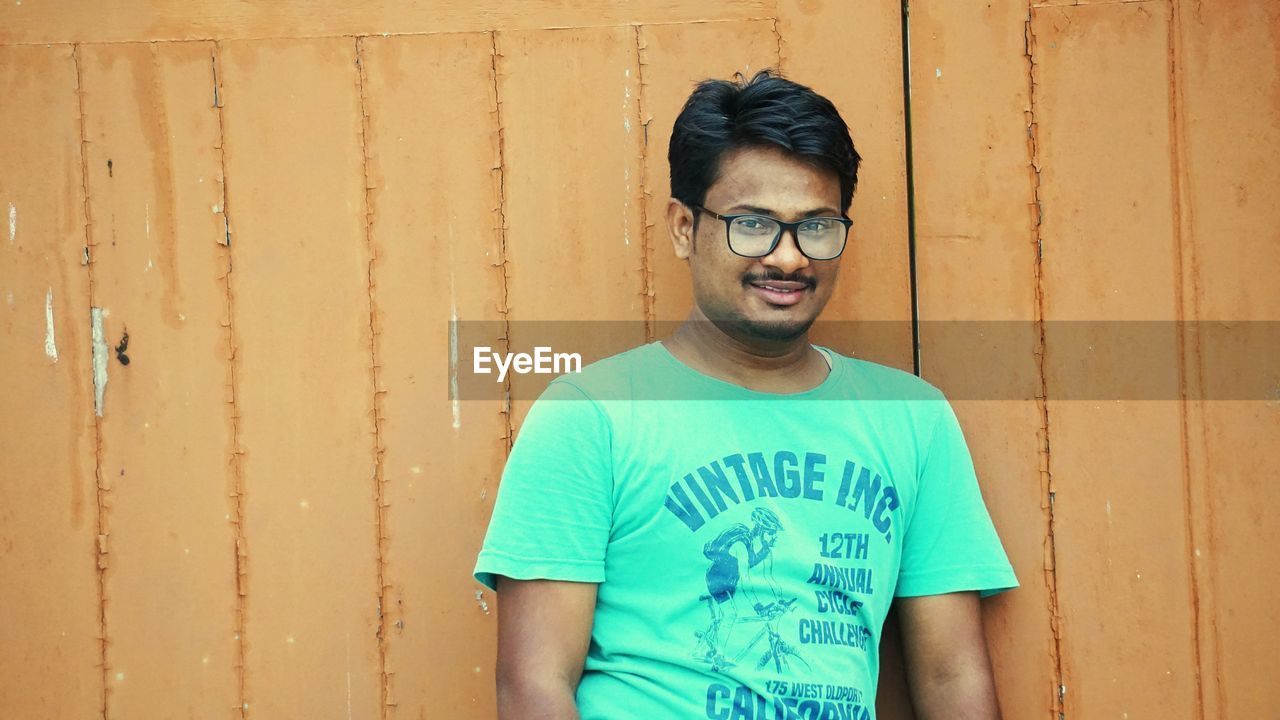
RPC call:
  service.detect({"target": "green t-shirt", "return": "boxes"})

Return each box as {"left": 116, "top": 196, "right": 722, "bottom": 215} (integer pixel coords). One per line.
{"left": 475, "top": 342, "right": 1016, "bottom": 720}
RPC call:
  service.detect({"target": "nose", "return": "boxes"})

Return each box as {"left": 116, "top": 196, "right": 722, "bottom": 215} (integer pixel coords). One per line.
{"left": 761, "top": 227, "right": 810, "bottom": 274}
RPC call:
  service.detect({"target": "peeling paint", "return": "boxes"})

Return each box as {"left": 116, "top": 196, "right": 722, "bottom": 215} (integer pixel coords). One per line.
{"left": 44, "top": 288, "right": 58, "bottom": 362}
{"left": 474, "top": 589, "right": 490, "bottom": 614}
{"left": 621, "top": 69, "right": 634, "bottom": 248}
{"left": 7, "top": 202, "right": 14, "bottom": 243}
{"left": 91, "top": 307, "right": 108, "bottom": 416}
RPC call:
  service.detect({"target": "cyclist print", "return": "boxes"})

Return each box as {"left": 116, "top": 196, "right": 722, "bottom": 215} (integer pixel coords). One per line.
{"left": 694, "top": 507, "right": 807, "bottom": 672}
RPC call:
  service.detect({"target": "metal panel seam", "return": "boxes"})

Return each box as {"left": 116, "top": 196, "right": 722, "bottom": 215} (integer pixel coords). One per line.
{"left": 1167, "top": 4, "right": 1213, "bottom": 717}
{"left": 210, "top": 40, "right": 249, "bottom": 720}
{"left": 1023, "top": 10, "right": 1067, "bottom": 719}
{"left": 73, "top": 42, "right": 111, "bottom": 720}
{"left": 353, "top": 36, "right": 392, "bottom": 717}
{"left": 633, "top": 26, "right": 655, "bottom": 341}
{"left": 489, "top": 31, "right": 515, "bottom": 452}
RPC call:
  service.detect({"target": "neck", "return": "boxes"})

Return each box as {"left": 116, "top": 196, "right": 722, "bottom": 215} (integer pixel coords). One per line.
{"left": 663, "top": 307, "right": 828, "bottom": 393}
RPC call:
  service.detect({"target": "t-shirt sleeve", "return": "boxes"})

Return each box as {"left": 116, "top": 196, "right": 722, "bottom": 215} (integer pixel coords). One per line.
{"left": 895, "top": 399, "right": 1018, "bottom": 598}
{"left": 473, "top": 379, "right": 613, "bottom": 592}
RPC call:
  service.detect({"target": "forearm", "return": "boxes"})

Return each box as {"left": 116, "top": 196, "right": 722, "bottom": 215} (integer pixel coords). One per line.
{"left": 496, "top": 676, "right": 581, "bottom": 720}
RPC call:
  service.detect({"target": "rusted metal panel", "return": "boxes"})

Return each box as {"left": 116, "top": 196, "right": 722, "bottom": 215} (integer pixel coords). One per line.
{"left": 0, "top": 3, "right": 1274, "bottom": 719}
{"left": 0, "top": 0, "right": 776, "bottom": 46}
{"left": 357, "top": 31, "right": 509, "bottom": 718}
{"left": 0, "top": 44, "right": 102, "bottom": 719}
{"left": 777, "top": 0, "right": 913, "bottom": 371}
{"left": 76, "top": 41, "right": 240, "bottom": 717}
{"left": 216, "top": 38, "right": 382, "bottom": 718}
{"left": 637, "top": 20, "right": 781, "bottom": 322}
{"left": 1034, "top": 4, "right": 1199, "bottom": 717}
{"left": 907, "top": 1, "right": 1060, "bottom": 717}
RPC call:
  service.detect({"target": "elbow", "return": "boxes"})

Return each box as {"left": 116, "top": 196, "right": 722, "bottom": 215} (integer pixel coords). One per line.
{"left": 495, "top": 667, "right": 580, "bottom": 720}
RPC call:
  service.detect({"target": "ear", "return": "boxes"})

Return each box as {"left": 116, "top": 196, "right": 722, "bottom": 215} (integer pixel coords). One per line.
{"left": 666, "top": 198, "right": 695, "bottom": 260}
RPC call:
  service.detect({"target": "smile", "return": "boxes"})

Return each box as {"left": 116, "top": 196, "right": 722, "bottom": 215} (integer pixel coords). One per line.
{"left": 748, "top": 280, "right": 810, "bottom": 307}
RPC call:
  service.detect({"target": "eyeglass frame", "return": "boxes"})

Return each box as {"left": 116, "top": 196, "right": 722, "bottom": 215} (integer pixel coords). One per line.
{"left": 690, "top": 204, "right": 853, "bottom": 261}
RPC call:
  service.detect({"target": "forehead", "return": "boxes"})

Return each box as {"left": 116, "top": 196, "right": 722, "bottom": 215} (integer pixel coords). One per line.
{"left": 705, "top": 145, "right": 841, "bottom": 212}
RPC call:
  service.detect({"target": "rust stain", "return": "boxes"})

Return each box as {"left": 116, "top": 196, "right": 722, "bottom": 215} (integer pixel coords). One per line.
{"left": 634, "top": 25, "right": 656, "bottom": 342}
{"left": 210, "top": 40, "right": 249, "bottom": 720}
{"left": 353, "top": 35, "right": 392, "bottom": 719}
{"left": 488, "top": 30, "right": 515, "bottom": 453}
{"left": 141, "top": 43, "right": 184, "bottom": 330}
{"left": 71, "top": 42, "right": 111, "bottom": 720}
{"left": 1023, "top": 11, "right": 1067, "bottom": 719}
{"left": 1166, "top": 4, "right": 1208, "bottom": 719}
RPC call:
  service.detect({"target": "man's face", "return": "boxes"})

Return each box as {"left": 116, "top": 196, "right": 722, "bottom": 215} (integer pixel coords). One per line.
{"left": 671, "top": 145, "right": 844, "bottom": 344}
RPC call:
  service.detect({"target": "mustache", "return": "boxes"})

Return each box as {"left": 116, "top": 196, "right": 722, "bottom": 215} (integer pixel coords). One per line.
{"left": 741, "top": 271, "right": 818, "bottom": 290}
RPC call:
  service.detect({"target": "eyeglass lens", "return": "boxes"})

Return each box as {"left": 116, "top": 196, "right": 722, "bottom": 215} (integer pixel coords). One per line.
{"left": 728, "top": 216, "right": 846, "bottom": 260}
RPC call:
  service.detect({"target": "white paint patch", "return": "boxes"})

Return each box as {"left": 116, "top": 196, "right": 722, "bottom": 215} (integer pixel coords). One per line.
{"left": 622, "top": 74, "right": 633, "bottom": 133}
{"left": 144, "top": 202, "right": 151, "bottom": 240}
{"left": 146, "top": 257, "right": 153, "bottom": 271}
{"left": 447, "top": 236, "right": 462, "bottom": 432}
{"left": 935, "top": 67, "right": 942, "bottom": 78}
{"left": 6, "top": 291, "right": 13, "bottom": 304}
{"left": 475, "top": 590, "right": 490, "bottom": 614}
{"left": 7, "top": 203, "right": 15, "bottom": 243}
{"left": 345, "top": 631, "right": 353, "bottom": 720}
{"left": 450, "top": 305, "right": 461, "bottom": 431}
{"left": 622, "top": 166, "right": 632, "bottom": 246}
{"left": 91, "top": 307, "right": 109, "bottom": 415}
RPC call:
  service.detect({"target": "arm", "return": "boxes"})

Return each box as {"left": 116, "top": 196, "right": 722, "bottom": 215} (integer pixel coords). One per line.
{"left": 495, "top": 577, "right": 598, "bottom": 720}
{"left": 896, "top": 591, "right": 1001, "bottom": 720}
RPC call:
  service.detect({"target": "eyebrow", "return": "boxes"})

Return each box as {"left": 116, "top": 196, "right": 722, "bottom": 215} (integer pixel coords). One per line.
{"left": 727, "top": 204, "right": 842, "bottom": 218}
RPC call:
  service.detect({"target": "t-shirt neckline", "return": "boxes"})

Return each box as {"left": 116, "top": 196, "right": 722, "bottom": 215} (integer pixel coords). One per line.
{"left": 650, "top": 340, "right": 845, "bottom": 399}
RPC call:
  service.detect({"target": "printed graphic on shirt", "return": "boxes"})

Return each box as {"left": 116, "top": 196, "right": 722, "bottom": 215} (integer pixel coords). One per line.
{"left": 665, "top": 449, "right": 891, "bottom": 720}
{"left": 692, "top": 507, "right": 810, "bottom": 674}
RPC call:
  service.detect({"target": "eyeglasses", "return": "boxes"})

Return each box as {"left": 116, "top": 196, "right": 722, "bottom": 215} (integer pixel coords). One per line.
{"left": 692, "top": 205, "right": 852, "bottom": 261}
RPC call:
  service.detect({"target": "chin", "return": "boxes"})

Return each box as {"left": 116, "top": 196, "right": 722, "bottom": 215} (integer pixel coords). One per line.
{"left": 725, "top": 314, "right": 816, "bottom": 343}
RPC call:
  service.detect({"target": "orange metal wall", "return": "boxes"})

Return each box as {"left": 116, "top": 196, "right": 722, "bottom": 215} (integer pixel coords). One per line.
{"left": 1, "top": 2, "right": 1275, "bottom": 718}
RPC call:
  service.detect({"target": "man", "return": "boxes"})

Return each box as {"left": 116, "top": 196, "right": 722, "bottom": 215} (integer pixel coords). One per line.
{"left": 474, "top": 70, "right": 1016, "bottom": 720}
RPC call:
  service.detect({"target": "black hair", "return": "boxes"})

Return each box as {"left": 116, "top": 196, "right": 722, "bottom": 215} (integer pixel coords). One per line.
{"left": 668, "top": 70, "right": 861, "bottom": 215}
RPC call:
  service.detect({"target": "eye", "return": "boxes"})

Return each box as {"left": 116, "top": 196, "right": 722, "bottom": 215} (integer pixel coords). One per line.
{"left": 737, "top": 217, "right": 767, "bottom": 230}
{"left": 799, "top": 218, "right": 836, "bottom": 233}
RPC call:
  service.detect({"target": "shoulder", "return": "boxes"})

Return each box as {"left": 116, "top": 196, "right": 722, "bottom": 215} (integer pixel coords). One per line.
{"left": 821, "top": 348, "right": 947, "bottom": 404}
{"left": 541, "top": 342, "right": 663, "bottom": 402}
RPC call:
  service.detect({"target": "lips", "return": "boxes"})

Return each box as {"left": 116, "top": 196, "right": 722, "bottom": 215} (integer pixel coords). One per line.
{"left": 748, "top": 279, "right": 811, "bottom": 307}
